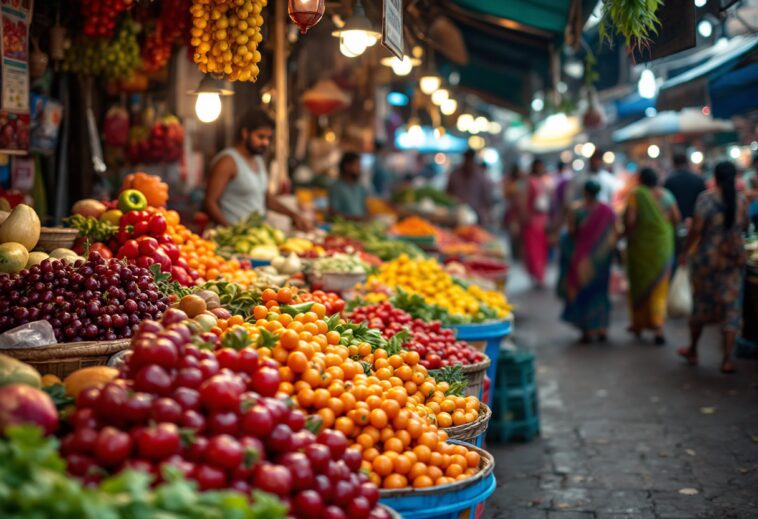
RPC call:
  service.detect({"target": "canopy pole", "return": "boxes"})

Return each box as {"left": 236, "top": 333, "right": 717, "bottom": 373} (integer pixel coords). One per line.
{"left": 273, "top": 0, "right": 289, "bottom": 193}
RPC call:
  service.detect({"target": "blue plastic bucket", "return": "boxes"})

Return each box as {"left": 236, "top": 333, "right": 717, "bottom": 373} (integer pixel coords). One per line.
{"left": 452, "top": 319, "right": 512, "bottom": 406}
{"left": 379, "top": 441, "right": 495, "bottom": 519}
{"left": 250, "top": 258, "right": 272, "bottom": 268}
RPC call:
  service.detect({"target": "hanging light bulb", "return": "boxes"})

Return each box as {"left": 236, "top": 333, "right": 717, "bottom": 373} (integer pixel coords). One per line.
{"left": 381, "top": 55, "right": 420, "bottom": 76}
{"left": 430, "top": 88, "right": 449, "bottom": 106}
{"left": 474, "top": 116, "right": 489, "bottom": 134}
{"left": 188, "top": 76, "right": 234, "bottom": 123}
{"left": 441, "top": 98, "right": 457, "bottom": 115}
{"left": 638, "top": 69, "right": 657, "bottom": 99}
{"left": 457, "top": 114, "right": 473, "bottom": 132}
{"left": 419, "top": 75, "right": 442, "bottom": 95}
{"left": 332, "top": 0, "right": 381, "bottom": 58}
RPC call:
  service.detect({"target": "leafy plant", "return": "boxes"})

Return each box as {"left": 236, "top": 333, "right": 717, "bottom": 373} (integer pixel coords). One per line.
{"left": 429, "top": 365, "right": 467, "bottom": 396}
{"left": 150, "top": 264, "right": 195, "bottom": 299}
{"left": 598, "top": 0, "right": 663, "bottom": 52}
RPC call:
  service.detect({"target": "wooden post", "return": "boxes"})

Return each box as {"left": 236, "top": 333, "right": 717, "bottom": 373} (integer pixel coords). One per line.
{"left": 273, "top": 0, "right": 288, "bottom": 193}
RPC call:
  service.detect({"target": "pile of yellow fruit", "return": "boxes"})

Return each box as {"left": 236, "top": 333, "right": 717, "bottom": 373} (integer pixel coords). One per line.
{"left": 366, "top": 255, "right": 511, "bottom": 319}
{"left": 190, "top": 0, "right": 266, "bottom": 81}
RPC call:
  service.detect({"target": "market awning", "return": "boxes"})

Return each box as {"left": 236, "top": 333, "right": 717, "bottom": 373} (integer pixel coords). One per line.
{"left": 430, "top": 0, "right": 599, "bottom": 112}
{"left": 612, "top": 109, "right": 734, "bottom": 143}
{"left": 451, "top": 0, "right": 599, "bottom": 37}
{"left": 709, "top": 61, "right": 758, "bottom": 119}
{"left": 656, "top": 35, "right": 758, "bottom": 112}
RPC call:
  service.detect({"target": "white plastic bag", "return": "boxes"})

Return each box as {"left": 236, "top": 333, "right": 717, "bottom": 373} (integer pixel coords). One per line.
{"left": 668, "top": 266, "right": 693, "bottom": 318}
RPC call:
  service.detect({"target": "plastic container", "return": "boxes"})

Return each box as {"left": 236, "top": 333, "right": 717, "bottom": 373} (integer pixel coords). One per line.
{"left": 250, "top": 258, "right": 272, "bottom": 268}
{"left": 379, "top": 441, "right": 496, "bottom": 519}
{"left": 452, "top": 319, "right": 512, "bottom": 406}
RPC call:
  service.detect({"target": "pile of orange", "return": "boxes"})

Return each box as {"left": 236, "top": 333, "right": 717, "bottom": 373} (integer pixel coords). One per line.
{"left": 162, "top": 209, "right": 257, "bottom": 286}
{"left": 390, "top": 216, "right": 439, "bottom": 237}
{"left": 215, "top": 287, "right": 485, "bottom": 489}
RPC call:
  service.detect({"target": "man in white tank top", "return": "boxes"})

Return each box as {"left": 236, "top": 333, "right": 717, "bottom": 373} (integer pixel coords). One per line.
{"left": 204, "top": 108, "right": 311, "bottom": 230}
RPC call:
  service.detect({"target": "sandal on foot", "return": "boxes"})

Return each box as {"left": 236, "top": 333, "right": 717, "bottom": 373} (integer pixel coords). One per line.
{"left": 720, "top": 362, "right": 737, "bottom": 374}
{"left": 677, "top": 346, "right": 698, "bottom": 365}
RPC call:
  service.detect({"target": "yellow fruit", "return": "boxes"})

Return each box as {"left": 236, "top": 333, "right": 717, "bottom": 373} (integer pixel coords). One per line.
{"left": 0, "top": 204, "right": 40, "bottom": 250}
{"left": 63, "top": 367, "right": 119, "bottom": 397}
{"left": 0, "top": 242, "right": 29, "bottom": 273}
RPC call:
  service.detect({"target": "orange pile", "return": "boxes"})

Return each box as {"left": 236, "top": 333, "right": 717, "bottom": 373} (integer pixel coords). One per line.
{"left": 390, "top": 216, "right": 439, "bottom": 237}
{"left": 162, "top": 209, "right": 256, "bottom": 286}
{"left": 216, "top": 287, "right": 484, "bottom": 489}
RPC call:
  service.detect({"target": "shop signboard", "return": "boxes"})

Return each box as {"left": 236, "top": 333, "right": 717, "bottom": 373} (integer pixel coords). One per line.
{"left": 382, "top": 0, "right": 403, "bottom": 59}
{"left": 0, "top": 0, "right": 32, "bottom": 154}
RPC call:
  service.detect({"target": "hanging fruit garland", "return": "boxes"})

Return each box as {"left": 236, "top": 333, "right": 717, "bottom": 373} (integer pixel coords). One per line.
{"left": 190, "top": 0, "right": 266, "bottom": 82}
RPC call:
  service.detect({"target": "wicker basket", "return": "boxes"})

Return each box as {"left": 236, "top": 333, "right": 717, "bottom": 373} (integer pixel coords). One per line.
{"left": 461, "top": 355, "right": 491, "bottom": 398}
{"left": 2, "top": 339, "right": 130, "bottom": 378}
{"left": 443, "top": 403, "right": 491, "bottom": 443}
{"left": 379, "top": 440, "right": 494, "bottom": 498}
{"left": 35, "top": 227, "right": 79, "bottom": 252}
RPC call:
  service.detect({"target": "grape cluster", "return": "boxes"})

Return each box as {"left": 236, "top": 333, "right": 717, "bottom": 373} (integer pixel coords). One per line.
{"left": 0, "top": 253, "right": 168, "bottom": 343}
{"left": 190, "top": 0, "right": 266, "bottom": 82}
{"left": 81, "top": 0, "right": 134, "bottom": 38}
{"left": 64, "top": 18, "right": 142, "bottom": 80}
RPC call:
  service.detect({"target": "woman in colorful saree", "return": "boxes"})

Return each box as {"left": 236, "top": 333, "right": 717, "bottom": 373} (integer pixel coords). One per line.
{"left": 561, "top": 179, "right": 618, "bottom": 343}
{"left": 624, "top": 167, "right": 680, "bottom": 344}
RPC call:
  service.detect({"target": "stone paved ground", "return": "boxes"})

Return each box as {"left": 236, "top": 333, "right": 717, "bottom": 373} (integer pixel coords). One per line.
{"left": 484, "top": 266, "right": 758, "bottom": 519}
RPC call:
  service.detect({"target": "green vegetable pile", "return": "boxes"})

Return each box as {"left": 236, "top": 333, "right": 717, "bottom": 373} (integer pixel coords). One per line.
{"left": 429, "top": 365, "right": 467, "bottom": 396}
{"left": 390, "top": 289, "right": 500, "bottom": 325}
{"left": 330, "top": 220, "right": 423, "bottom": 261}
{"left": 392, "top": 187, "right": 457, "bottom": 208}
{"left": 201, "top": 280, "right": 261, "bottom": 317}
{"left": 212, "top": 213, "right": 285, "bottom": 256}
{"left": 0, "top": 425, "right": 286, "bottom": 519}
{"left": 64, "top": 215, "right": 117, "bottom": 243}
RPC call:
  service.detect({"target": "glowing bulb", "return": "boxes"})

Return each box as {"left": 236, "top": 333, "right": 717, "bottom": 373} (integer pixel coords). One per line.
{"left": 434, "top": 153, "right": 446, "bottom": 165}
{"left": 729, "top": 146, "right": 742, "bottom": 160}
{"left": 340, "top": 31, "right": 368, "bottom": 57}
{"left": 390, "top": 56, "right": 414, "bottom": 76}
{"left": 694, "top": 0, "right": 706, "bottom": 7}
{"left": 572, "top": 159, "right": 585, "bottom": 171}
{"left": 647, "top": 144, "right": 660, "bottom": 158}
{"left": 419, "top": 75, "right": 442, "bottom": 95}
{"left": 697, "top": 20, "right": 712, "bottom": 38}
{"left": 602, "top": 151, "right": 615, "bottom": 164}
{"left": 324, "top": 130, "right": 336, "bottom": 143}
{"left": 195, "top": 92, "right": 222, "bottom": 123}
{"left": 467, "top": 135, "right": 485, "bottom": 150}
{"left": 474, "top": 116, "right": 489, "bottom": 133}
{"left": 531, "top": 98, "right": 544, "bottom": 112}
{"left": 574, "top": 144, "right": 583, "bottom": 154}
{"left": 431, "top": 89, "right": 449, "bottom": 106}
{"left": 487, "top": 121, "right": 502, "bottom": 134}
{"left": 581, "top": 142, "right": 596, "bottom": 158}
{"left": 262, "top": 92, "right": 272, "bottom": 104}
{"left": 690, "top": 150, "right": 704, "bottom": 164}
{"left": 457, "top": 114, "right": 473, "bottom": 132}
{"left": 638, "top": 69, "right": 657, "bottom": 99}
{"left": 441, "top": 98, "right": 457, "bottom": 115}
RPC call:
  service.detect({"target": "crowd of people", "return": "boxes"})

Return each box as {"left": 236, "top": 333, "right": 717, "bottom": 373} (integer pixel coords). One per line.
{"left": 508, "top": 150, "right": 750, "bottom": 375}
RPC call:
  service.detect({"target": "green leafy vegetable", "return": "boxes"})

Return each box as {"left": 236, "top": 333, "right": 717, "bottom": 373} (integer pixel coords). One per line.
{"left": 430, "top": 365, "right": 467, "bottom": 396}
{"left": 64, "top": 214, "right": 117, "bottom": 243}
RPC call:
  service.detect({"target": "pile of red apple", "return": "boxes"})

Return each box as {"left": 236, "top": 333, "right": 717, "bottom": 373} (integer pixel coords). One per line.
{"left": 60, "top": 310, "right": 391, "bottom": 519}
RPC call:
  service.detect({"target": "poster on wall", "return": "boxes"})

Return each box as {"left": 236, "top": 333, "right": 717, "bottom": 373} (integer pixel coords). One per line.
{"left": 0, "top": 0, "right": 31, "bottom": 154}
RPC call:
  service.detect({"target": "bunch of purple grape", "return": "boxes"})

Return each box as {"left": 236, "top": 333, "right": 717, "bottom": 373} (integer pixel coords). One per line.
{"left": 0, "top": 253, "right": 168, "bottom": 342}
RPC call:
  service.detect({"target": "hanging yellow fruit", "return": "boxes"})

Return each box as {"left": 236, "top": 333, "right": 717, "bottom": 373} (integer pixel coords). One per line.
{"left": 190, "top": 0, "right": 266, "bottom": 82}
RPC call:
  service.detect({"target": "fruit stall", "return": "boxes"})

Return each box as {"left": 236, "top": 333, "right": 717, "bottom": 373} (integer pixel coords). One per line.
{"left": 0, "top": 177, "right": 512, "bottom": 518}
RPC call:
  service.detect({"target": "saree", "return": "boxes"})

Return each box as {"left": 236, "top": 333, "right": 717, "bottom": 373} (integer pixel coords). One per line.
{"left": 522, "top": 176, "right": 549, "bottom": 283}
{"left": 626, "top": 187, "right": 674, "bottom": 330}
{"left": 561, "top": 202, "right": 617, "bottom": 331}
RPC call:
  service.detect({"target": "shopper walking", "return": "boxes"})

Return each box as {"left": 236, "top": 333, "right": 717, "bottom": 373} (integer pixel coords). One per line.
{"left": 664, "top": 153, "right": 706, "bottom": 266}
{"left": 503, "top": 164, "right": 526, "bottom": 259}
{"left": 678, "top": 161, "right": 748, "bottom": 374}
{"left": 560, "top": 179, "right": 617, "bottom": 343}
{"left": 522, "top": 159, "right": 550, "bottom": 287}
{"left": 446, "top": 149, "right": 493, "bottom": 225}
{"left": 625, "top": 168, "right": 680, "bottom": 344}
{"left": 565, "top": 149, "right": 620, "bottom": 205}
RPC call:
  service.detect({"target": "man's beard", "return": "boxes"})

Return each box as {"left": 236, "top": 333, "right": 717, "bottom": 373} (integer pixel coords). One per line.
{"left": 245, "top": 140, "right": 267, "bottom": 156}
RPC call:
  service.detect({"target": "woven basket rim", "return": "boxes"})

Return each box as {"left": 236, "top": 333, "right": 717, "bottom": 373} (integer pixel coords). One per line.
{"left": 442, "top": 403, "right": 491, "bottom": 439}
{"left": 3, "top": 339, "right": 130, "bottom": 361}
{"left": 459, "top": 355, "right": 491, "bottom": 372}
{"left": 39, "top": 227, "right": 79, "bottom": 235}
{"left": 378, "top": 440, "right": 494, "bottom": 497}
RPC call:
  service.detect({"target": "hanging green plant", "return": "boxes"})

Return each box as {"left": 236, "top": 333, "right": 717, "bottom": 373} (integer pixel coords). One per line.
{"left": 598, "top": 0, "right": 664, "bottom": 52}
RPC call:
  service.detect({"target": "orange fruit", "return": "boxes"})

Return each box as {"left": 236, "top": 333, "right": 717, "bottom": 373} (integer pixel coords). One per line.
{"left": 427, "top": 466, "right": 443, "bottom": 481}
{"left": 384, "top": 437, "right": 404, "bottom": 453}
{"left": 369, "top": 409, "right": 388, "bottom": 429}
{"left": 372, "top": 455, "right": 393, "bottom": 476}
{"left": 409, "top": 462, "right": 428, "bottom": 480}
{"left": 317, "top": 408, "right": 335, "bottom": 428}
{"left": 393, "top": 454, "right": 412, "bottom": 475}
{"left": 380, "top": 399, "right": 400, "bottom": 420}
{"left": 382, "top": 474, "right": 408, "bottom": 489}
{"left": 465, "top": 451, "right": 481, "bottom": 468}
{"left": 413, "top": 475, "right": 434, "bottom": 488}
{"left": 356, "top": 433, "right": 374, "bottom": 450}
{"left": 437, "top": 412, "right": 453, "bottom": 428}
{"left": 363, "top": 447, "right": 380, "bottom": 462}
{"left": 287, "top": 351, "right": 308, "bottom": 373}
{"left": 413, "top": 445, "right": 432, "bottom": 463}
{"left": 335, "top": 417, "right": 355, "bottom": 437}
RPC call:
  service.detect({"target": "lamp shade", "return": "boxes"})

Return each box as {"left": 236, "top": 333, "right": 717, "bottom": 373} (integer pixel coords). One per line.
{"left": 301, "top": 79, "right": 351, "bottom": 115}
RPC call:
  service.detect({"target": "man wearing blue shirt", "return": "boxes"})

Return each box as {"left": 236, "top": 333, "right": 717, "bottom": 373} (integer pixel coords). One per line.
{"left": 329, "top": 151, "right": 368, "bottom": 220}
